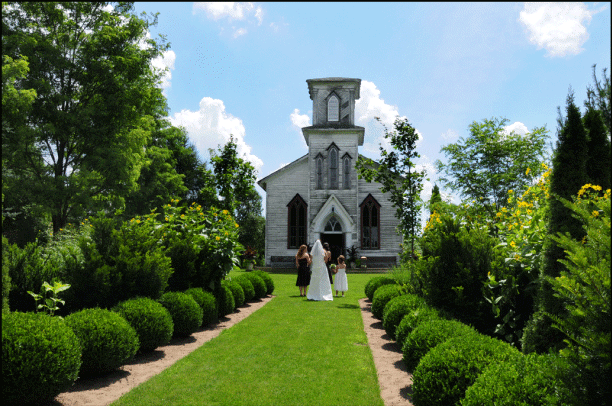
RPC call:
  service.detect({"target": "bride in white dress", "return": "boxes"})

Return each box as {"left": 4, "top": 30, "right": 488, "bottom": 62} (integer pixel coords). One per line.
{"left": 307, "top": 240, "right": 333, "bottom": 301}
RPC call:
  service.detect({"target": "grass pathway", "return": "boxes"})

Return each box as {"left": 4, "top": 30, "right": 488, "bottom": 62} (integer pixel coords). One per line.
{"left": 112, "top": 271, "right": 384, "bottom": 406}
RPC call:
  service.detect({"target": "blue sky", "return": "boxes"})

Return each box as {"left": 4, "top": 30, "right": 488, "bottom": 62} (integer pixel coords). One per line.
{"left": 133, "top": 2, "right": 610, "bottom": 214}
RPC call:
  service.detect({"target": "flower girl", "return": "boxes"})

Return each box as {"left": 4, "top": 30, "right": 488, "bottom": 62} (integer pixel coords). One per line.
{"left": 334, "top": 255, "right": 348, "bottom": 297}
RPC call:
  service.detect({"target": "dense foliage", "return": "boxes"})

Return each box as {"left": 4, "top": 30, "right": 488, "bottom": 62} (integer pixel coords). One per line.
{"left": 252, "top": 270, "right": 275, "bottom": 295}
{"left": 394, "top": 305, "right": 441, "bottom": 349}
{"left": 223, "top": 279, "right": 245, "bottom": 308}
{"left": 2, "top": 312, "right": 81, "bottom": 405}
{"left": 233, "top": 275, "right": 256, "bottom": 302}
{"left": 65, "top": 308, "right": 139, "bottom": 375}
{"left": 215, "top": 283, "right": 235, "bottom": 318}
{"left": 243, "top": 272, "right": 268, "bottom": 300}
{"left": 113, "top": 297, "right": 174, "bottom": 353}
{"left": 200, "top": 290, "right": 218, "bottom": 326}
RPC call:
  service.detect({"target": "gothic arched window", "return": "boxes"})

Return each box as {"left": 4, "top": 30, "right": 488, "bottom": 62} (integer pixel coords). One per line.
{"left": 324, "top": 217, "right": 342, "bottom": 232}
{"left": 327, "top": 94, "right": 339, "bottom": 122}
{"left": 343, "top": 154, "right": 351, "bottom": 189}
{"left": 360, "top": 194, "right": 380, "bottom": 249}
{"left": 329, "top": 147, "right": 338, "bottom": 189}
{"left": 287, "top": 194, "right": 307, "bottom": 249}
{"left": 316, "top": 155, "right": 323, "bottom": 189}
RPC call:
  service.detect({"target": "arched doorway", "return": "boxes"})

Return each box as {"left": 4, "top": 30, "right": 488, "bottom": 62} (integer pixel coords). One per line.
{"left": 321, "top": 216, "right": 344, "bottom": 265}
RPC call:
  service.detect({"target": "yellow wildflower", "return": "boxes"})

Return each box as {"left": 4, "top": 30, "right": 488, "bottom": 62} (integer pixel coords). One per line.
{"left": 510, "top": 241, "right": 516, "bottom": 248}
{"left": 222, "top": 209, "right": 229, "bottom": 215}
{"left": 215, "top": 236, "right": 221, "bottom": 241}
{"left": 592, "top": 210, "right": 600, "bottom": 217}
{"left": 525, "top": 168, "right": 531, "bottom": 176}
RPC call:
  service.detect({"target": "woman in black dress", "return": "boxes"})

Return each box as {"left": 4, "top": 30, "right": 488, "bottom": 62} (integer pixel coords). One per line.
{"left": 295, "top": 244, "right": 311, "bottom": 297}
{"left": 323, "top": 242, "right": 333, "bottom": 285}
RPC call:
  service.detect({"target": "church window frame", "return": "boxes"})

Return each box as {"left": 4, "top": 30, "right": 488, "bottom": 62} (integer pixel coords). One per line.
{"left": 316, "top": 154, "right": 324, "bottom": 189}
{"left": 287, "top": 194, "right": 307, "bottom": 249}
{"left": 327, "top": 93, "right": 339, "bottom": 122}
{"left": 360, "top": 194, "right": 381, "bottom": 250}
{"left": 342, "top": 153, "right": 352, "bottom": 189}
{"left": 328, "top": 144, "right": 339, "bottom": 189}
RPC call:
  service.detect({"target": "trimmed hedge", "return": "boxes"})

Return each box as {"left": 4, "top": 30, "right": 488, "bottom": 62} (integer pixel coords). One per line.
{"left": 395, "top": 305, "right": 442, "bottom": 349}
{"left": 158, "top": 292, "right": 203, "bottom": 337}
{"left": 462, "top": 353, "right": 571, "bottom": 406}
{"left": 234, "top": 275, "right": 255, "bottom": 302}
{"left": 252, "top": 270, "right": 274, "bottom": 295}
{"left": 113, "top": 297, "right": 174, "bottom": 353}
{"left": 364, "top": 276, "right": 396, "bottom": 301}
{"left": 402, "top": 318, "right": 477, "bottom": 371}
{"left": 201, "top": 290, "right": 218, "bottom": 326}
{"left": 223, "top": 279, "right": 245, "bottom": 308}
{"left": 243, "top": 272, "right": 267, "bottom": 299}
{"left": 371, "top": 284, "right": 403, "bottom": 320}
{"left": 412, "top": 333, "right": 521, "bottom": 406}
{"left": 216, "top": 284, "right": 235, "bottom": 318}
{"left": 65, "top": 308, "right": 139, "bottom": 375}
{"left": 3, "top": 312, "right": 81, "bottom": 405}
{"left": 382, "top": 294, "right": 426, "bottom": 339}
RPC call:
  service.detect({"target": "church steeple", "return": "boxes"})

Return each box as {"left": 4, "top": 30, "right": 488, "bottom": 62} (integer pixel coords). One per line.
{"left": 306, "top": 78, "right": 361, "bottom": 127}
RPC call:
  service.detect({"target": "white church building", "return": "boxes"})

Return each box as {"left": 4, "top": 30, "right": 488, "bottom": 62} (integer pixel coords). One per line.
{"left": 258, "top": 78, "right": 402, "bottom": 268}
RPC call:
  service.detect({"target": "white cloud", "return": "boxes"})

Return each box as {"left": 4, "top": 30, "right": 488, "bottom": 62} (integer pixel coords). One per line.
{"left": 441, "top": 129, "right": 459, "bottom": 141}
{"left": 151, "top": 50, "right": 176, "bottom": 94}
{"left": 169, "top": 97, "right": 263, "bottom": 173}
{"left": 193, "top": 2, "right": 268, "bottom": 36}
{"left": 519, "top": 2, "right": 603, "bottom": 57}
{"left": 290, "top": 108, "right": 310, "bottom": 129}
{"left": 233, "top": 27, "right": 247, "bottom": 38}
{"left": 502, "top": 121, "right": 529, "bottom": 136}
{"left": 355, "top": 80, "right": 424, "bottom": 157}
{"left": 194, "top": 2, "right": 255, "bottom": 21}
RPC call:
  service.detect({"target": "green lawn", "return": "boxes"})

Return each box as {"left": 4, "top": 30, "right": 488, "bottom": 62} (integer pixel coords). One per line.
{"left": 112, "top": 271, "right": 384, "bottom": 406}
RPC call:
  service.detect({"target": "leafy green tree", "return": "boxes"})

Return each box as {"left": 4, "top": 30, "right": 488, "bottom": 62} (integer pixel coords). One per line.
{"left": 523, "top": 90, "right": 589, "bottom": 354}
{"left": 428, "top": 184, "right": 442, "bottom": 214}
{"left": 583, "top": 107, "right": 611, "bottom": 190}
{"left": 436, "top": 117, "right": 549, "bottom": 220}
{"left": 209, "top": 136, "right": 264, "bottom": 255}
{"left": 356, "top": 117, "right": 425, "bottom": 257}
{"left": 2, "top": 2, "right": 169, "bottom": 234}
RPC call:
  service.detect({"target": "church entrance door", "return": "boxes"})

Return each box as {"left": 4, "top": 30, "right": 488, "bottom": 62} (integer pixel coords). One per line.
{"left": 320, "top": 233, "right": 344, "bottom": 265}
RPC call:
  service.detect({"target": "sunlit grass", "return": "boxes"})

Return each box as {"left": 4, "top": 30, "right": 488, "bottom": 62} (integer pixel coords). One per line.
{"left": 112, "top": 271, "right": 384, "bottom": 406}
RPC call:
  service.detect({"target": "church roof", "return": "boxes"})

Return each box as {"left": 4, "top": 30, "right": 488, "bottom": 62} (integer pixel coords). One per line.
{"left": 257, "top": 154, "right": 308, "bottom": 191}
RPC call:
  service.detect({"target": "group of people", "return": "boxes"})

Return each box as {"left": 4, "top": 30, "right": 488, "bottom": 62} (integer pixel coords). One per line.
{"left": 295, "top": 240, "right": 348, "bottom": 301}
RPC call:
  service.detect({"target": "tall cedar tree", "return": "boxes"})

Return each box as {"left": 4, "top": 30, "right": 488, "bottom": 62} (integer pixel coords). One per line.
{"left": 584, "top": 107, "right": 611, "bottom": 190}
{"left": 523, "top": 89, "right": 588, "bottom": 354}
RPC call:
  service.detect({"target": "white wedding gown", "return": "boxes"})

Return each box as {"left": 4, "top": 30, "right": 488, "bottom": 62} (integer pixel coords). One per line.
{"left": 307, "top": 240, "right": 333, "bottom": 301}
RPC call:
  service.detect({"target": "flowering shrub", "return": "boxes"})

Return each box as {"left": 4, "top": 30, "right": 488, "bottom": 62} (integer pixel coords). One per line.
{"left": 483, "top": 164, "right": 551, "bottom": 346}
{"left": 159, "top": 200, "right": 242, "bottom": 291}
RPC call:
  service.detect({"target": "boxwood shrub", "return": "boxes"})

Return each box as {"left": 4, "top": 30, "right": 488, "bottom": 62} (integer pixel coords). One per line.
{"left": 201, "top": 290, "right": 218, "bottom": 326}
{"left": 234, "top": 275, "right": 255, "bottom": 302}
{"left": 223, "top": 279, "right": 245, "bottom": 308}
{"left": 371, "top": 284, "right": 403, "bottom": 320}
{"left": 412, "top": 332, "right": 521, "bottom": 406}
{"left": 462, "top": 353, "right": 571, "bottom": 406}
{"left": 113, "top": 297, "right": 174, "bottom": 353}
{"left": 158, "top": 292, "right": 203, "bottom": 337}
{"left": 365, "top": 276, "right": 397, "bottom": 301}
{"left": 65, "top": 308, "right": 139, "bottom": 376}
{"left": 402, "top": 318, "right": 477, "bottom": 371}
{"left": 184, "top": 287, "right": 205, "bottom": 308}
{"left": 243, "top": 272, "right": 267, "bottom": 299}
{"left": 252, "top": 270, "right": 275, "bottom": 295}
{"left": 395, "top": 305, "right": 442, "bottom": 349}
{"left": 215, "top": 284, "right": 235, "bottom": 318}
{"left": 382, "top": 293, "right": 426, "bottom": 339}
{"left": 3, "top": 312, "right": 81, "bottom": 405}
